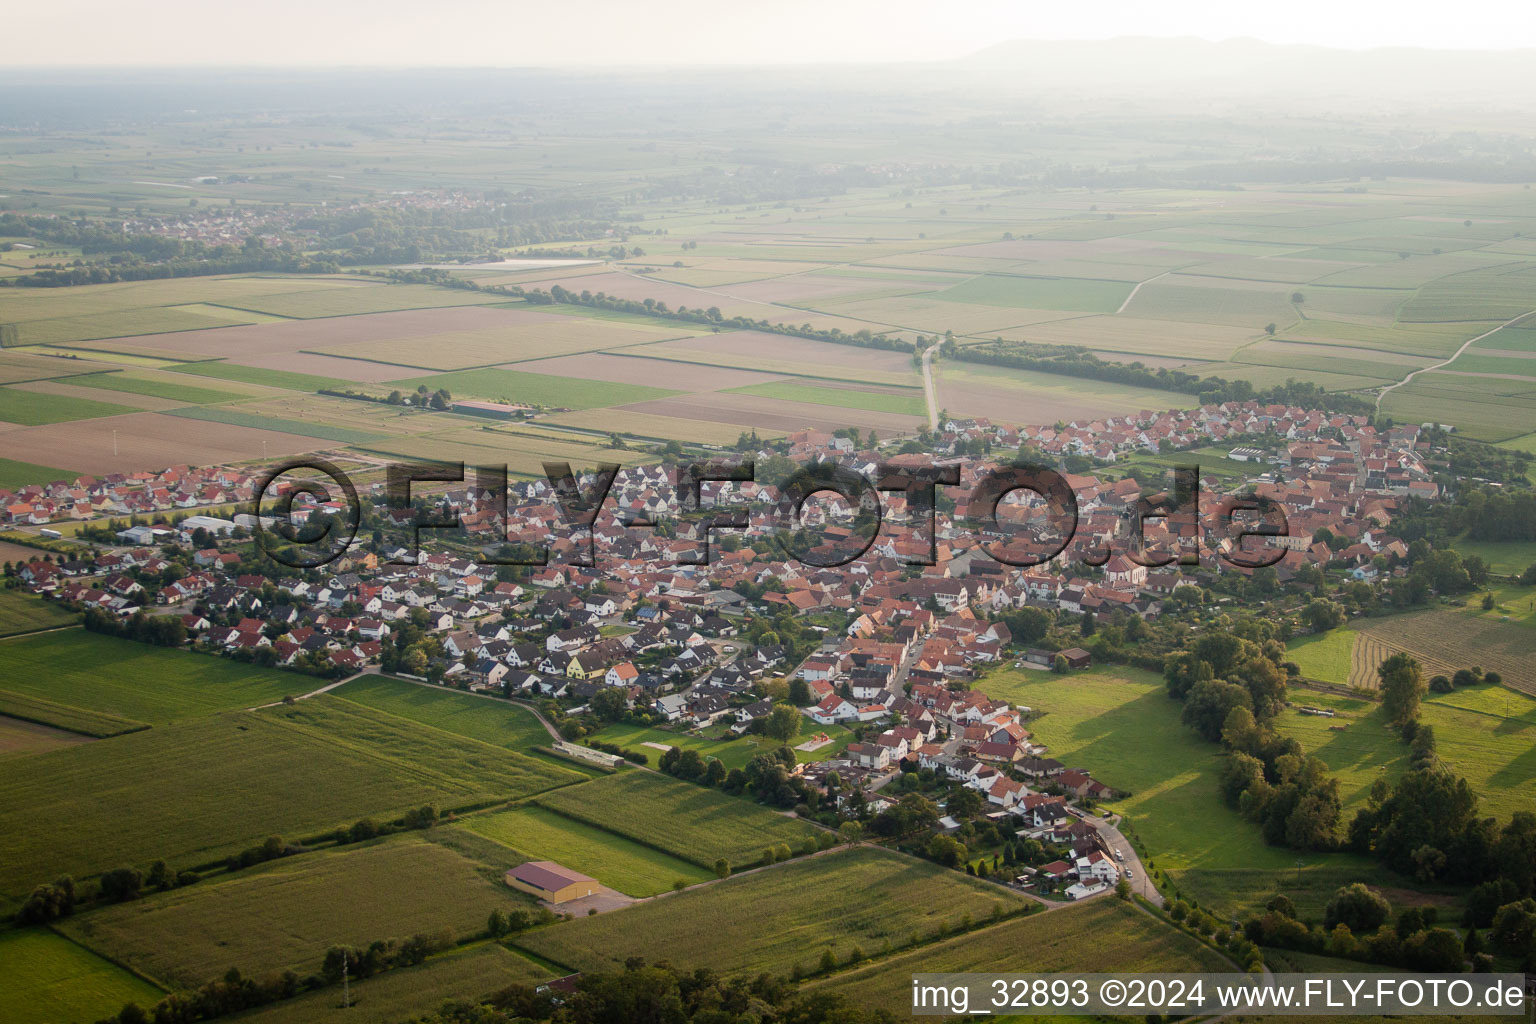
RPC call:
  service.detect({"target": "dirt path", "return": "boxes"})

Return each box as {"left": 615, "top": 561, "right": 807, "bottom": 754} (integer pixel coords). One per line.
{"left": 1376, "top": 310, "right": 1536, "bottom": 409}
{"left": 1115, "top": 271, "right": 1168, "bottom": 315}
{"left": 921, "top": 346, "right": 939, "bottom": 429}
{"left": 246, "top": 668, "right": 371, "bottom": 710}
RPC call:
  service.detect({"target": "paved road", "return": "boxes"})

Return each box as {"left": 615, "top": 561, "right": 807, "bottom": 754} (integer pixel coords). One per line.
{"left": 1079, "top": 810, "right": 1163, "bottom": 907}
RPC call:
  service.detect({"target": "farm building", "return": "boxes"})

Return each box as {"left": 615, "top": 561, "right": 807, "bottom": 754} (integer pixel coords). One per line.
{"left": 505, "top": 860, "right": 599, "bottom": 904}
{"left": 452, "top": 400, "right": 523, "bottom": 420}
{"left": 1057, "top": 648, "right": 1092, "bottom": 670}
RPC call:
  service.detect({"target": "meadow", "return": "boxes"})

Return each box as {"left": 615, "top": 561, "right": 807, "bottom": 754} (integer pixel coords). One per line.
{"left": 975, "top": 665, "right": 1386, "bottom": 919}
{"left": 515, "top": 846, "right": 1026, "bottom": 976}
{"left": 60, "top": 837, "right": 527, "bottom": 988}
{"left": 0, "top": 588, "right": 80, "bottom": 636}
{"left": 807, "top": 898, "right": 1231, "bottom": 1015}
{"left": 333, "top": 676, "right": 552, "bottom": 753}
{"left": 0, "top": 455, "right": 78, "bottom": 488}
{"left": 0, "top": 928, "right": 163, "bottom": 1024}
{"left": 464, "top": 805, "right": 711, "bottom": 897}
{"left": 0, "top": 384, "right": 135, "bottom": 424}
{"left": 533, "top": 770, "right": 820, "bottom": 869}
{"left": 0, "top": 631, "right": 302, "bottom": 725}
{"left": 587, "top": 720, "right": 854, "bottom": 768}
{"left": 65, "top": 371, "right": 249, "bottom": 405}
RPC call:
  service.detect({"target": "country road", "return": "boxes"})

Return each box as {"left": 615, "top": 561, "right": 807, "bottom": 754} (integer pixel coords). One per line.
{"left": 1376, "top": 309, "right": 1535, "bottom": 409}
{"left": 921, "top": 345, "right": 939, "bottom": 430}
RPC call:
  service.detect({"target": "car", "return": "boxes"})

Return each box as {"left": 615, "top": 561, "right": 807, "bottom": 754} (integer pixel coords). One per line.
{"left": 1125, "top": 869, "right": 1134, "bottom": 879}
{"left": 1114, "top": 850, "right": 1124, "bottom": 861}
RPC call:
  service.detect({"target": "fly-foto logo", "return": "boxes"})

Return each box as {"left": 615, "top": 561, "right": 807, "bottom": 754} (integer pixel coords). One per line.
{"left": 250, "top": 457, "right": 1289, "bottom": 572}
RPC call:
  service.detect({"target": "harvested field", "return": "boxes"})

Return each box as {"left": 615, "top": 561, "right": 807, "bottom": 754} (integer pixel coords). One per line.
{"left": 637, "top": 331, "right": 918, "bottom": 385}
{"left": 937, "top": 363, "right": 1194, "bottom": 426}
{"left": 0, "top": 715, "right": 95, "bottom": 759}
{"left": 1353, "top": 610, "right": 1536, "bottom": 694}
{"left": 0, "top": 275, "right": 367, "bottom": 324}
{"left": 388, "top": 367, "right": 679, "bottom": 409}
{"left": 223, "top": 351, "right": 416, "bottom": 383}
{"left": 547, "top": 409, "right": 784, "bottom": 444}
{"left": 9, "top": 378, "right": 192, "bottom": 412}
{"left": 71, "top": 305, "right": 556, "bottom": 361}
{"left": 0, "top": 410, "right": 325, "bottom": 475}
{"left": 357, "top": 429, "right": 636, "bottom": 478}
{"left": 0, "top": 349, "right": 121, "bottom": 383}
{"left": 168, "top": 361, "right": 351, "bottom": 392}
{"left": 985, "top": 314, "right": 1256, "bottom": 360}
{"left": 822, "top": 294, "right": 1078, "bottom": 334}
{"left": 166, "top": 406, "right": 389, "bottom": 444}
{"left": 725, "top": 380, "right": 926, "bottom": 416}
{"left": 620, "top": 392, "right": 923, "bottom": 435}
{"left": 1348, "top": 633, "right": 1397, "bottom": 689}
{"left": 717, "top": 273, "right": 922, "bottom": 305}
{"left": 61, "top": 837, "right": 530, "bottom": 988}
{"left": 311, "top": 317, "right": 698, "bottom": 371}
{"left": 223, "top": 283, "right": 507, "bottom": 319}
{"left": 510, "top": 351, "right": 785, "bottom": 391}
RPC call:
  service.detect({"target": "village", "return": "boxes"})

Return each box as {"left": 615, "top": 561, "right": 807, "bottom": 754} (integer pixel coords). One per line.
{"left": 3, "top": 397, "right": 1444, "bottom": 900}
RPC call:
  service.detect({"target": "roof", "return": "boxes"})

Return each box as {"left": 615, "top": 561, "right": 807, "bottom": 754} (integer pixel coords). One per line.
{"left": 507, "top": 860, "right": 596, "bottom": 892}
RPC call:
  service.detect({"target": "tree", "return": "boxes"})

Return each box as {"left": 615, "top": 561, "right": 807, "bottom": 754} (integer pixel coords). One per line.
{"left": 589, "top": 687, "right": 627, "bottom": 723}
{"left": 713, "top": 858, "right": 731, "bottom": 879}
{"left": 1302, "top": 599, "right": 1346, "bottom": 633}
{"left": 1492, "top": 899, "right": 1536, "bottom": 952}
{"left": 1115, "top": 878, "right": 1132, "bottom": 900}
{"left": 487, "top": 909, "right": 509, "bottom": 938}
{"left": 702, "top": 758, "right": 726, "bottom": 787}
{"left": 99, "top": 866, "right": 143, "bottom": 903}
{"left": 788, "top": 678, "right": 812, "bottom": 706}
{"left": 764, "top": 703, "right": 802, "bottom": 743}
{"left": 1324, "top": 882, "right": 1391, "bottom": 934}
{"left": 1378, "top": 653, "right": 1426, "bottom": 730}
{"left": 1181, "top": 679, "right": 1253, "bottom": 742}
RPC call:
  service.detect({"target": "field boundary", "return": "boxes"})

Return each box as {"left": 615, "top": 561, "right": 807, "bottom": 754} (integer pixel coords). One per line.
{"left": 603, "top": 348, "right": 925, "bottom": 389}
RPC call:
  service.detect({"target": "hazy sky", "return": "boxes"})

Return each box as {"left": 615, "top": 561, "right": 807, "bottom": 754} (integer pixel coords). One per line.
{"left": 11, "top": 0, "right": 1536, "bottom": 66}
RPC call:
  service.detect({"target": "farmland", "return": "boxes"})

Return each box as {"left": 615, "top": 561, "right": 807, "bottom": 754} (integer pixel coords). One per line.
{"left": 0, "top": 689, "right": 146, "bottom": 738}
{"left": 0, "top": 699, "right": 581, "bottom": 908}
{"left": 386, "top": 366, "right": 681, "bottom": 410}
{"left": 332, "top": 675, "right": 552, "bottom": 754}
{"left": 221, "top": 943, "right": 549, "bottom": 1024}
{"left": 0, "top": 928, "right": 163, "bottom": 1024}
{"left": 515, "top": 846, "right": 1027, "bottom": 976}
{"left": 0, "top": 631, "right": 301, "bottom": 725}
{"left": 0, "top": 587, "right": 80, "bottom": 636}
{"left": 465, "top": 805, "right": 711, "bottom": 897}
{"left": 0, "top": 714, "right": 95, "bottom": 758}
{"left": 59, "top": 837, "right": 528, "bottom": 988}
{"left": 808, "top": 898, "right": 1230, "bottom": 1015}
{"left": 533, "top": 770, "right": 820, "bottom": 869}
{"left": 0, "top": 384, "right": 134, "bottom": 424}
{"left": 587, "top": 720, "right": 855, "bottom": 769}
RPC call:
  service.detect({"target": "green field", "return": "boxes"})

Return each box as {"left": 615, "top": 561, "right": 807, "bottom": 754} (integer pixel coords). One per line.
{"left": 534, "top": 771, "right": 820, "bottom": 870}
{"left": 587, "top": 720, "right": 854, "bottom": 769}
{"left": 60, "top": 837, "right": 528, "bottom": 988}
{"left": 0, "top": 928, "right": 163, "bottom": 1024}
{"left": 166, "top": 405, "right": 388, "bottom": 443}
{"left": 0, "top": 589, "right": 80, "bottom": 637}
{"left": 0, "top": 385, "right": 135, "bottom": 425}
{"left": 466, "top": 805, "right": 711, "bottom": 897}
{"left": 0, "top": 689, "right": 146, "bottom": 738}
{"left": 1449, "top": 535, "right": 1536, "bottom": 575}
{"left": 0, "top": 456, "right": 78, "bottom": 488}
{"left": 975, "top": 665, "right": 1384, "bottom": 918}
{"left": 930, "top": 274, "right": 1134, "bottom": 312}
{"left": 0, "top": 632, "right": 302, "bottom": 725}
{"left": 0, "top": 700, "right": 581, "bottom": 908}
{"left": 167, "top": 360, "right": 350, "bottom": 392}
{"left": 226, "top": 284, "right": 502, "bottom": 319}
{"left": 807, "top": 898, "right": 1231, "bottom": 1015}
{"left": 725, "top": 380, "right": 925, "bottom": 416}
{"left": 1287, "top": 628, "right": 1359, "bottom": 683}
{"left": 516, "top": 846, "right": 1026, "bottom": 976}
{"left": 333, "top": 676, "right": 551, "bottom": 753}
{"left": 67, "top": 371, "right": 247, "bottom": 405}
{"left": 387, "top": 367, "right": 680, "bottom": 410}
{"left": 218, "top": 942, "right": 549, "bottom": 1024}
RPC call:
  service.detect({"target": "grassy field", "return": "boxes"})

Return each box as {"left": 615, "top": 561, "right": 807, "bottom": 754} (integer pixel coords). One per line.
{"left": 387, "top": 367, "right": 680, "bottom": 410}
{"left": 226, "top": 284, "right": 503, "bottom": 319}
{"left": 218, "top": 943, "right": 549, "bottom": 1024}
{"left": 533, "top": 771, "right": 821, "bottom": 869}
{"left": 516, "top": 846, "right": 1026, "bottom": 976}
{"left": 333, "top": 676, "right": 551, "bottom": 753}
{"left": 0, "top": 632, "right": 303, "bottom": 725}
{"left": 1450, "top": 535, "right": 1536, "bottom": 575}
{"left": 66, "top": 371, "right": 248, "bottom": 405}
{"left": 61, "top": 837, "right": 528, "bottom": 988}
{"left": 725, "top": 380, "right": 925, "bottom": 416}
{"left": 0, "top": 384, "right": 135, "bottom": 424}
{"left": 167, "top": 360, "right": 351, "bottom": 393}
{"left": 465, "top": 805, "right": 711, "bottom": 897}
{"left": 974, "top": 665, "right": 1384, "bottom": 919}
{"left": 1287, "top": 628, "right": 1359, "bottom": 684}
{"left": 166, "top": 405, "right": 388, "bottom": 443}
{"left": 586, "top": 720, "right": 854, "bottom": 769}
{"left": 0, "top": 700, "right": 581, "bottom": 909}
{"left": 807, "top": 898, "right": 1230, "bottom": 1016}
{"left": 0, "top": 689, "right": 146, "bottom": 738}
{"left": 931, "top": 274, "right": 1134, "bottom": 312}
{"left": 0, "top": 456, "right": 79, "bottom": 488}
{"left": 0, "top": 588, "right": 80, "bottom": 637}
{"left": 0, "top": 928, "right": 163, "bottom": 1024}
